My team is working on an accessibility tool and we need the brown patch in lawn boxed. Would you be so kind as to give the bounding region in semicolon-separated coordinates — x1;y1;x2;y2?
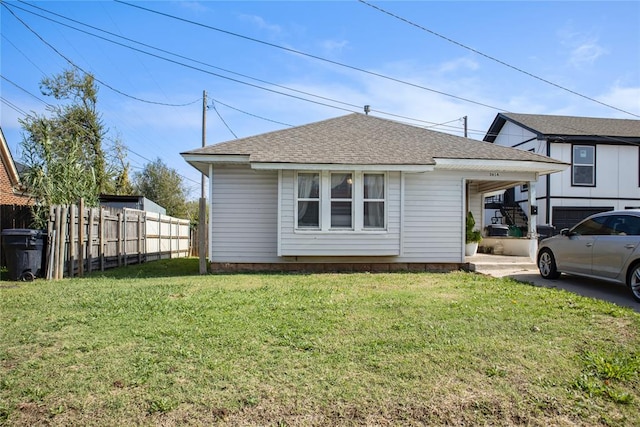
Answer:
15;401;50;424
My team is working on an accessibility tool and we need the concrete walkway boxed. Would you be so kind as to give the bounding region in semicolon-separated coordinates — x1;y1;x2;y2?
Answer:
466;253;536;277
467;253;640;313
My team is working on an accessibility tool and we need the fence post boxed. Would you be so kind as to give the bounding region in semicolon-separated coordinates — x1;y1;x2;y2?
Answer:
78;198;85;277
137;212;143;264
117;212;123;267
99;208;105;272
46;206;54;280
87;208;94;274
68;204;76;278
123;210;128;267
57;206;68;280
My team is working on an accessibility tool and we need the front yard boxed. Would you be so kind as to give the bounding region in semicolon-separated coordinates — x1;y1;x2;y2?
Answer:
1;258;639;426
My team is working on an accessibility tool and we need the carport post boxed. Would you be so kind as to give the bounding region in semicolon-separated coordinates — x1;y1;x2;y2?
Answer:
527;180;538;261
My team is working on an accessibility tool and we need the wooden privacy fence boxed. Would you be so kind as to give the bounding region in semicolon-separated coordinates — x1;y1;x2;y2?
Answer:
47;203;191;279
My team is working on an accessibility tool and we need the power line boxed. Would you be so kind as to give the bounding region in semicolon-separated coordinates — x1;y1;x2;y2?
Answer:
4;2;358;115
11;0;629;148
114;0;504;112
0;74;52;106
2;3;201;108
210;98;294;128
1;33;48;75
209;100;237;139
6;1;480;134
358;0;640;119
9;2;359;112
1;96;29;116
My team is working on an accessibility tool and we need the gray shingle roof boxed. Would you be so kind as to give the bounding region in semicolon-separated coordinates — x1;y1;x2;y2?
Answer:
183;113;565;166
496;113;640;139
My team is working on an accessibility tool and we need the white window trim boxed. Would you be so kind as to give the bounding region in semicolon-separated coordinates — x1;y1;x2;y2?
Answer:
329;172;354;230
294;170;387;233
363;172;387;230
295;172;321;230
572;145;595;187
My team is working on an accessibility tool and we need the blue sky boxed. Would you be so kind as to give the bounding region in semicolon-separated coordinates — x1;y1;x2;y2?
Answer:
2;1;639;198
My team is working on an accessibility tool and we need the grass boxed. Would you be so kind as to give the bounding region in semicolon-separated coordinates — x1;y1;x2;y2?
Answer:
1;258;639;426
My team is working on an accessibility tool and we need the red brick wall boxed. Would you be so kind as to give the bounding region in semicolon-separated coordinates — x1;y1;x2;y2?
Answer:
0;163;31;205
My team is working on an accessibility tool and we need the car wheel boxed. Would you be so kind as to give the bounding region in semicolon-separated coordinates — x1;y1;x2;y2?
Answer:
627;262;640;303
538;249;560;280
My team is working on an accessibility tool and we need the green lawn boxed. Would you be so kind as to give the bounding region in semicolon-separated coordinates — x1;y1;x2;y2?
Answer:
1;258;639;426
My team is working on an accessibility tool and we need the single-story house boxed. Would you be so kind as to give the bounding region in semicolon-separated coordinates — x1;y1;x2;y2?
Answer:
182;113;567;272
484;113;640;230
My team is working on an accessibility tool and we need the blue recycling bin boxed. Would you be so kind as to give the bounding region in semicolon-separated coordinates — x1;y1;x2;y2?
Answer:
1;229;45;281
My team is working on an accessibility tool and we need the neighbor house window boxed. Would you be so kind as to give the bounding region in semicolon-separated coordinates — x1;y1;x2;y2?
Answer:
330;173;353;228
364;173;385;228
572;145;595;186
297;173;320;228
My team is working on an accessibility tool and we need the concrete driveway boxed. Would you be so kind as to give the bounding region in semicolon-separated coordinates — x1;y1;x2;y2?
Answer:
468;254;640;313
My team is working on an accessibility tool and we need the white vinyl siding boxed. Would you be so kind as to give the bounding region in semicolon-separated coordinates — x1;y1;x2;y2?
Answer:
398;171;463;263
209;167;466;263
210;165;280;262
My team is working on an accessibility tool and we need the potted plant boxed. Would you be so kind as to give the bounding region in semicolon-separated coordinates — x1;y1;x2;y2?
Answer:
465;211;482;256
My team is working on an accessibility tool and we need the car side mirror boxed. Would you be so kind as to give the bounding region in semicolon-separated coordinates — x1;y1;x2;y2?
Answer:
560;228;570;236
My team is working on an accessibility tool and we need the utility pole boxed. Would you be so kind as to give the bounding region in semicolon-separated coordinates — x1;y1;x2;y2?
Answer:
199;90;207;274
463;116;468;138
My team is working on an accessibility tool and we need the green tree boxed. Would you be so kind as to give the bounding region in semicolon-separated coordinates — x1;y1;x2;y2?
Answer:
134;158;188;218
19;68;130;225
20;125;99;228
110;137;135;195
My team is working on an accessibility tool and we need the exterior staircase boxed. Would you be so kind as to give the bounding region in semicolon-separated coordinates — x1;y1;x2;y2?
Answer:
498;204;528;229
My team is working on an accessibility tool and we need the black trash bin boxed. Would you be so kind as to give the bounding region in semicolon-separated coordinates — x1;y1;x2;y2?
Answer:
486;224;510;237
1;229;46;281
537;224;557;241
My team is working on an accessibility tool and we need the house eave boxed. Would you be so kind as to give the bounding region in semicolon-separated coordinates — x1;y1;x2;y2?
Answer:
250;163;435;172
434;158;569;175
181;154;250;175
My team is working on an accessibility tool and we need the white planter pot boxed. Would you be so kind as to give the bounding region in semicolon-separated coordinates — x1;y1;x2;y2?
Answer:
465;242;479;256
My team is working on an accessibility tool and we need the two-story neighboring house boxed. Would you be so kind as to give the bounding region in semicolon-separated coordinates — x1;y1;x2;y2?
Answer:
483;113;640;231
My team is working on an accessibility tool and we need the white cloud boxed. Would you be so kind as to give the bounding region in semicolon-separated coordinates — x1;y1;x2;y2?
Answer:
598;84;640;117
557;24;607;68
437;57;480;74
240;14;282;36
319;39;349;56
569;42;607;67
176;2;209;14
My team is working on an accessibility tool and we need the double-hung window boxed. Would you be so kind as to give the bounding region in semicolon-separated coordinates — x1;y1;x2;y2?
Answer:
572;145;595;186
330;173;353;229
297;173;320;228
363;173;385;228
